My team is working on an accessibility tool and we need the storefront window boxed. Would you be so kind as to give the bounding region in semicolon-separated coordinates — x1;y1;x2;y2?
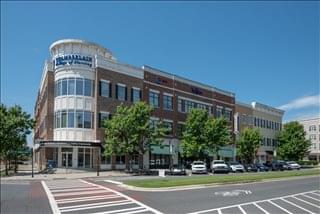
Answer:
116;155;125;164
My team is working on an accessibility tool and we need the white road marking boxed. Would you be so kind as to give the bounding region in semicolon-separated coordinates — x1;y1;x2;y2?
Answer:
290;196;320;208
57;195;122;204
253;202;270;214
53;189;110;197
104;180;123;185
267;200;292;214
188;190;318;214
237;205;247;214
51;187;100;193
41;181;60;214
60;201;134;213
90;206;146;214
309;192;320;198
280;198;314;214
59;199;130;210
311;191;320;196
302;194;320;202
122;209;149;214
80;179;163;214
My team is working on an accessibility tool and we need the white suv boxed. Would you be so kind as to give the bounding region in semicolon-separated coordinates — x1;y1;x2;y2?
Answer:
211;160;229;173
191;161;207;174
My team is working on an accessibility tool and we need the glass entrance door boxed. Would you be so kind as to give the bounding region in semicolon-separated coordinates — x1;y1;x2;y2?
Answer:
62;152;72;167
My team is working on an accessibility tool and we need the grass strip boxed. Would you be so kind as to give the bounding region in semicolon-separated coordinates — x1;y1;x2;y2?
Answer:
124;169;320;188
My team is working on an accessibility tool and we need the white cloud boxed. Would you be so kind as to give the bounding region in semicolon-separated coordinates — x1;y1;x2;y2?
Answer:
278;94;320;111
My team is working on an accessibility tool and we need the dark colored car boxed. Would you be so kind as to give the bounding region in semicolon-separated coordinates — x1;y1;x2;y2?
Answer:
244;164;258;172
265;160;286;171
255;163;269;172
168;165;187;175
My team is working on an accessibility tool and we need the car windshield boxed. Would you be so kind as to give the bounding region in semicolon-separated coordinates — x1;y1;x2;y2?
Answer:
213;161;225;164
287;161;296;164
229;162;239;165
193;161;204;165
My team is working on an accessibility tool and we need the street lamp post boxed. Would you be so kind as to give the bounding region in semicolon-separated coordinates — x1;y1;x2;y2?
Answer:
31;148;34;178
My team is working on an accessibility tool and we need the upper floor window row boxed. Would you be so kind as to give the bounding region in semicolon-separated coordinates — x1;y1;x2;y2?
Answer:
54;110;94;129
55;78;94;97
254;117;281;131
178;98;211;115
99;80;141;102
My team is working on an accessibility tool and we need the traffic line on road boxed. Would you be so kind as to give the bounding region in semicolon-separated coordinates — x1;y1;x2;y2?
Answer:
41;181;61;214
188;190;320;214
43;179;161;214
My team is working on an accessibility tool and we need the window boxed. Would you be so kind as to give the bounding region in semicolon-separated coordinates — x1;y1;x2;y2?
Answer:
163;95;173;110
309;125;316;132
61;110;67;128
177;123;185;137
76;110;83;128
56;111;61;128
68;110;74;128
150;119;159;130
101;154;111;165
149;91;159;108
100;80;111;97
76;78;84;95
261;138;266;146
267;138;271;146
216;107;223;118
178;99;185;112
68;78;75;95
99;112;109;128
224;109;232;121
84;111;92;128
61;79;68;96
84;79;93;96
163;121;173;135
310;134;317;140
131;88;141;103
116;155;125;164
57;80;62;96
116;84;127;101
254;117;257;126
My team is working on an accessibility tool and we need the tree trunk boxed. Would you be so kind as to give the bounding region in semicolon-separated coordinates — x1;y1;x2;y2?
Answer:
5;159;8;176
14;155;18;173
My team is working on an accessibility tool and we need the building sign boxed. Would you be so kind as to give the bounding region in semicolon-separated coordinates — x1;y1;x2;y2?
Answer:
191;87;203;95
54;54;93;68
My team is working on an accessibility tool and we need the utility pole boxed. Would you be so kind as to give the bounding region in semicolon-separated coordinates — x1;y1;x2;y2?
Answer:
97;153;100;176
31;148;34;178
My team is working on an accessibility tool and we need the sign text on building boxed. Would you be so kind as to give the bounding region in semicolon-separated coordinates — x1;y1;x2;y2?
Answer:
55;54;93;68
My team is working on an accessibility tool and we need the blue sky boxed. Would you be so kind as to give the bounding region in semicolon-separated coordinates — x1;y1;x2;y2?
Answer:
1;1;319;145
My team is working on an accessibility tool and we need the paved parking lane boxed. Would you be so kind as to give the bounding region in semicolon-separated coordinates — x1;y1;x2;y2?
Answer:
43;179;161;214
189;190;320;214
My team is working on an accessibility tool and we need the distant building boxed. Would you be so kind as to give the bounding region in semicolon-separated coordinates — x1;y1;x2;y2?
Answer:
234;102;284;163
297;117;320;161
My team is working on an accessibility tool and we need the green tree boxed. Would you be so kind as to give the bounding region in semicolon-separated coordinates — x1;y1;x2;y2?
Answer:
276;121;311;161
205;117;231;158
237;127;262;164
0;104;34;175
181;109;209;160
104;102;165;170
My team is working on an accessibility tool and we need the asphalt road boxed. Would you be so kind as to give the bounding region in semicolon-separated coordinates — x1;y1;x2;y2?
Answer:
92;176;320;214
1;180;52;214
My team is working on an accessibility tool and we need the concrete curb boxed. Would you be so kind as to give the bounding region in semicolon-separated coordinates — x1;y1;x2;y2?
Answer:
120;174;320;192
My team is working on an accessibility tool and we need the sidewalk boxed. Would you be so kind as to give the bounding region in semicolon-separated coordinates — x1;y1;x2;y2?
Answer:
0;169;132;181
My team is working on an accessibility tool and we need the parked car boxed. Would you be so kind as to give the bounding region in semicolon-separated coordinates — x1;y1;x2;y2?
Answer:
286;161;301;170
191;161;207;174
169;164;187;175
265;160;286;171
211;160;229;173
227;162;245;173
255;163;269;172
244;164;258;172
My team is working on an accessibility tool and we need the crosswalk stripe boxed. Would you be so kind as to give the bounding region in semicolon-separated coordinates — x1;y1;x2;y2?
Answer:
60;199;130;210
237;205;247;214
302;194;320;202
60;201;134;213
90;206;146;214
57;195;122;204
121;209;149;214
53;190;110;197
52;187;100;193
